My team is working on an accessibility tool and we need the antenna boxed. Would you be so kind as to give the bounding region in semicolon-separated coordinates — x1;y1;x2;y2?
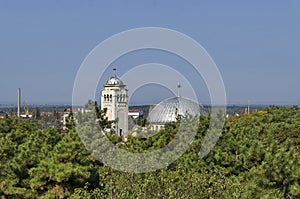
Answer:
177;82;181;97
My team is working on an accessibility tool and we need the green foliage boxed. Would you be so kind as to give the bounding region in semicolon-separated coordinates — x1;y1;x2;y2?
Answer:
138;117;149;127
0;106;299;198
32;107;41;120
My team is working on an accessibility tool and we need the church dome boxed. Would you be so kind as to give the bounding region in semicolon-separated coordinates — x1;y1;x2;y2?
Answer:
148;97;207;124
105;76;124;86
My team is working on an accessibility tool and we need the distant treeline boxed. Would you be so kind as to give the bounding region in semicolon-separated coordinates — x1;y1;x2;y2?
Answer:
0;104;267;116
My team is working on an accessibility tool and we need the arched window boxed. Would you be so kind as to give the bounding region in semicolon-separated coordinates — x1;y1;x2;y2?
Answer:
104;94;107;101
110;94;112;101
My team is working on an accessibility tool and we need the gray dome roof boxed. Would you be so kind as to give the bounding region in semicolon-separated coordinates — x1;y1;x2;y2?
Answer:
148;97;207;124
106;76;124;86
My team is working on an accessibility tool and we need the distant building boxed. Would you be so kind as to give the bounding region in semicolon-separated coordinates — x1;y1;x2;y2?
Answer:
20;108;32;118
0;111;7;119
62;108;72;129
101;73;128;137
128;110;143;119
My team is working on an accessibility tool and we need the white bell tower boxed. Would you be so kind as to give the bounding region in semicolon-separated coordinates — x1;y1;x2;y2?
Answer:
101;69;128;137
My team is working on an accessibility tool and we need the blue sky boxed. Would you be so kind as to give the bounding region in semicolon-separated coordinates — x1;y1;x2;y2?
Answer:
0;1;299;105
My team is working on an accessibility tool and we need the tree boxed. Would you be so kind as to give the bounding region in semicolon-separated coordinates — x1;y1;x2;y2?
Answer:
32;107;41;120
1;106;300;198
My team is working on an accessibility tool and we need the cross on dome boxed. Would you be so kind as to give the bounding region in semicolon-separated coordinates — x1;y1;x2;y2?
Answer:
177;82;181;97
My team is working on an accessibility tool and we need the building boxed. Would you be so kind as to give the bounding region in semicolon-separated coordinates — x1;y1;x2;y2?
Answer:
128;110;143;119
0;110;6;119
20;107;32;118
62;108;72;129
101;72;128;137
148;96;207;131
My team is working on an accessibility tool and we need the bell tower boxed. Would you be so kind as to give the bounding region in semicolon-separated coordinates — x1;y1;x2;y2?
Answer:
101;69;128;137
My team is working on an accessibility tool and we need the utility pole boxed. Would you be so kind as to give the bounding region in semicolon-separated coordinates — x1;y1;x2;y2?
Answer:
17;88;21;117
247;100;250;114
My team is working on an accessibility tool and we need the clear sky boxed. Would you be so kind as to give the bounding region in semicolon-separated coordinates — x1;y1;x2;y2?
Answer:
0;1;299;105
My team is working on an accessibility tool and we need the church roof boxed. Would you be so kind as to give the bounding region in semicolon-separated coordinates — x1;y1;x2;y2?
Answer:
105;76;124;86
148;96;207;124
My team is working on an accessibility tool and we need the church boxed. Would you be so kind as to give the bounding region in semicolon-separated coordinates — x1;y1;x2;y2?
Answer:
147;83;207;131
100;69;207;138
100;70;128;137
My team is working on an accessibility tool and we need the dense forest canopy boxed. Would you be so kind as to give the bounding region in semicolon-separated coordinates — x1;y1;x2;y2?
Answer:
0;105;300;198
